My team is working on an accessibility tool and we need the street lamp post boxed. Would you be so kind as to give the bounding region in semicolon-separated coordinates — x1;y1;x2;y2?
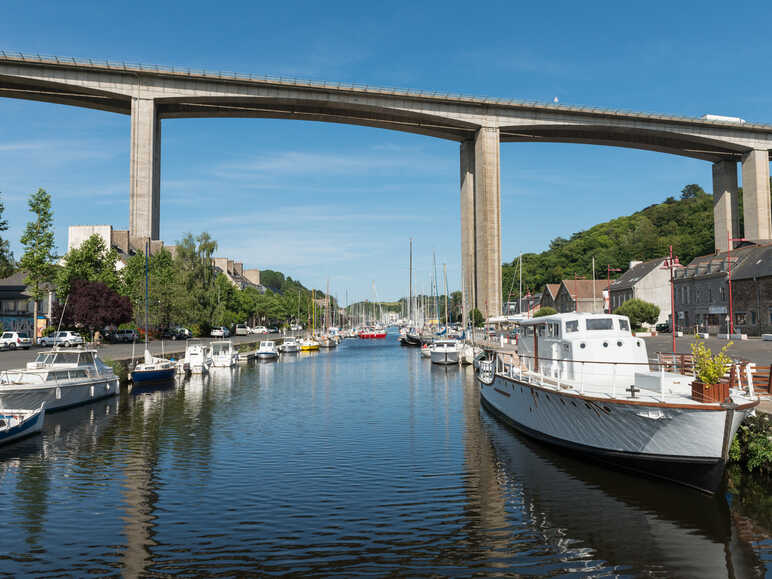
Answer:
661;245;682;354
606;265;621;313
727;234;748;337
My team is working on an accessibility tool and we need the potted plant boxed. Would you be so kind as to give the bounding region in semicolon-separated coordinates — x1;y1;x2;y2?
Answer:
690;340;732;403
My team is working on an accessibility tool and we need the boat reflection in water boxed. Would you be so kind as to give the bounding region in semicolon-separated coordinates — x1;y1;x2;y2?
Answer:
473;400;767;577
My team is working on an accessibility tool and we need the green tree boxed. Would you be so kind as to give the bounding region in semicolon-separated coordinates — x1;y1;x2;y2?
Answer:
469;308;484;327
614;298;660;329
56;234;120;299
534;306;557;317
123;248;182;331
0;192;14;278
18;188;57;344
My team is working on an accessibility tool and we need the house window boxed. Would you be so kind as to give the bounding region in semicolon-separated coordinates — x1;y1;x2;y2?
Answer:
735;312;747;325
751;311;757;325
707;288;712;303
719;287;726;301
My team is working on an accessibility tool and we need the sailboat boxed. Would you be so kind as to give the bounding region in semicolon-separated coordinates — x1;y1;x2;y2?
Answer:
131;241;176;384
300;290;320;351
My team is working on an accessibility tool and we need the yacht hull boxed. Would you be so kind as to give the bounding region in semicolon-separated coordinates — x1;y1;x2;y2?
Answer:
479;374;755;493
0;378;118;413
430;350;459;365
0;407;45;446
131;368;176;383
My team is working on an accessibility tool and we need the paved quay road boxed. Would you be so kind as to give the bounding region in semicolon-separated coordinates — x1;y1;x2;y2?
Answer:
641;334;772;364
0;332;289;371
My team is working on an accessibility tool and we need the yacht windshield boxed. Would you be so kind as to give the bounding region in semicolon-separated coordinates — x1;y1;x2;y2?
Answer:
586;318;614;331
618;319;630;332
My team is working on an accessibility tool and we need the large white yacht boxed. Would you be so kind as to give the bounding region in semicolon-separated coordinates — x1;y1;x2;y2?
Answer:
477;312;759;493
429;339;461;365
0;348;119;411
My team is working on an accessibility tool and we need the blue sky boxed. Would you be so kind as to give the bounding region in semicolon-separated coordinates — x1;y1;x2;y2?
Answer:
1;1;771;301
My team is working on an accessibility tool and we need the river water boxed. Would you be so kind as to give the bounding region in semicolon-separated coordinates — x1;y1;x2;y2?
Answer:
0;335;769;577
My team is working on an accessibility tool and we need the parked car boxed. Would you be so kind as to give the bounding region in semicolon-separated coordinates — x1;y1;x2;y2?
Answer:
289;324;303;331
106;329;138;343
251;326;268;335
210;326;230;338
655;322;671;333
163;326;192;340
38;331;84;348
0;331;32;350
234;324;249;336
267;327;278;333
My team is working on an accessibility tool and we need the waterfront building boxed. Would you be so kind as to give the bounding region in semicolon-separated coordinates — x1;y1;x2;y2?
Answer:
539;284;560;311
211;258;263;291
671;242;772;335
0;271;55;337
554;280;608;314
608;258;671;325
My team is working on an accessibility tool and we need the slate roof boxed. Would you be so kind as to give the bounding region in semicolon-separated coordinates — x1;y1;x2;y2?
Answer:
609;258;666;291
727;243;772;280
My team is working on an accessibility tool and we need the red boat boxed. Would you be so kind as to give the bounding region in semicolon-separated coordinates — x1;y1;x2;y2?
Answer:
357;327;387;339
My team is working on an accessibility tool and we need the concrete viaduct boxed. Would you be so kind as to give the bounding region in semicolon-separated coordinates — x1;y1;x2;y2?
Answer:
1;53;771;322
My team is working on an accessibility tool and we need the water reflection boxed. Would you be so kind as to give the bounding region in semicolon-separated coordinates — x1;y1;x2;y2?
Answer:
474;375;769;577
0;338;765;576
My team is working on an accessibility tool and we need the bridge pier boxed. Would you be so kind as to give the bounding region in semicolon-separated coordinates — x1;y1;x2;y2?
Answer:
129;98;161;240
741;149;771;243
460;127;502;325
712;160;739;252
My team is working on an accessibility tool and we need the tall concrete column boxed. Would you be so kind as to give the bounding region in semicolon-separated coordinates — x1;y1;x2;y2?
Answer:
129;98;161;240
712;160;739;252
460;140;475;328
473;127;502;320
741;149;771;242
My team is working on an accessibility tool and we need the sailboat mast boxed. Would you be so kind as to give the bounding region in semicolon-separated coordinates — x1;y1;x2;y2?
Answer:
409;238;413;324
144;240;149;346
443;263;449;329
519;252;522;315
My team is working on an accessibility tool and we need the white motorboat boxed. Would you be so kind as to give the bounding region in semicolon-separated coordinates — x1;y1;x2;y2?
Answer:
256;341;279;360
420;343;432;358
429;339;461;365
210;340;237;368
0;402;45;446
278;337;300;353
0;349;119;411
477;312;759;493
184;339;211;374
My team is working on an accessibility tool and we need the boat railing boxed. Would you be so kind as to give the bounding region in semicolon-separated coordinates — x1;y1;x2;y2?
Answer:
493;353;759;400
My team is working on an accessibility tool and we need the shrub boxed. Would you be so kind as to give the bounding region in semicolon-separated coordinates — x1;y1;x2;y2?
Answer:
534;307;557;318
614;299;659;329
729;413;771;475
690;339;732;384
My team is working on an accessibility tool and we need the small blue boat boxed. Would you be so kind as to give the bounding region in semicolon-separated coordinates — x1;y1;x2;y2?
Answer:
0;403;45;446
131;350;176;384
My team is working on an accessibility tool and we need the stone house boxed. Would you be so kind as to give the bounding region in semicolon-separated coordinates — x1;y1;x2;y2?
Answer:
554;280;608;314
671;243;767;334
724;244;772;335
608;258;671;325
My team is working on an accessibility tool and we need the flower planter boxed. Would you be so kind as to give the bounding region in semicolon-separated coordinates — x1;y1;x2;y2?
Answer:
691;380;729;403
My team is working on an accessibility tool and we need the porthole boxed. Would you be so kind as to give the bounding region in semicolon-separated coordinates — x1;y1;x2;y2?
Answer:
580;343;586;349
636;341;641;347
603;341;608;348
617;341;623;347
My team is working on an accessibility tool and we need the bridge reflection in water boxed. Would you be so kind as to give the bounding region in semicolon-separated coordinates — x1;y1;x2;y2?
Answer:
0;340;766;576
